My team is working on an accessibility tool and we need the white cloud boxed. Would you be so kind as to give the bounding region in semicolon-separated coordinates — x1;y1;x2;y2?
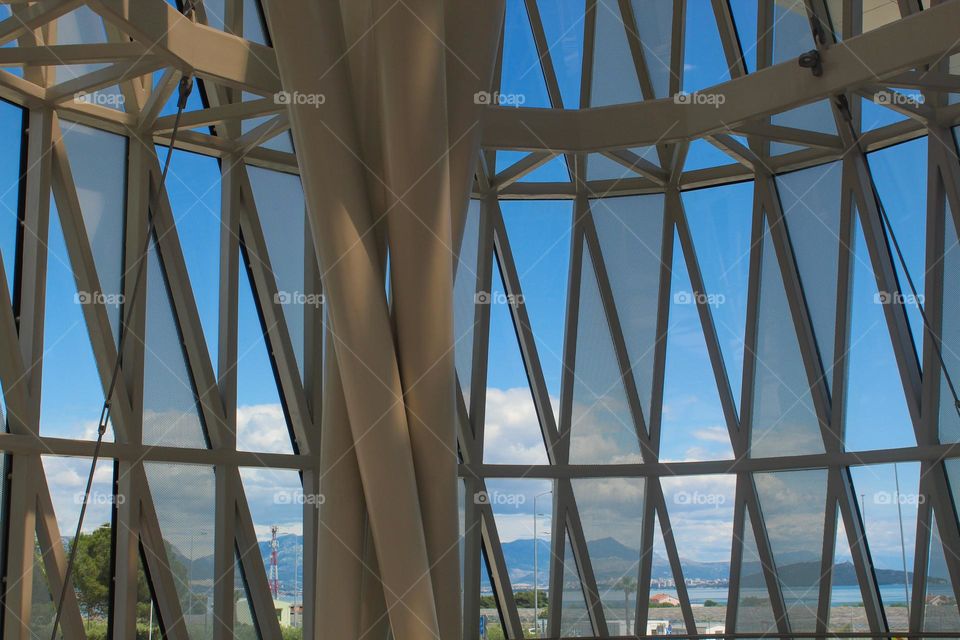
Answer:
482;388;550;465
237;404;293;453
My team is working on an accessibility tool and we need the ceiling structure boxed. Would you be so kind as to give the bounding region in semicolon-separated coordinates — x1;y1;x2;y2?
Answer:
0;1;956;640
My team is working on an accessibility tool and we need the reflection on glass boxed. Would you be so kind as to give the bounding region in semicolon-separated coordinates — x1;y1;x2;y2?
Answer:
591;0;642;106
572;478;645;632
592;194;665;423
144;463;216;639
750;223;824;457
755;469;828;631
569;240;643;464
777;162;842;382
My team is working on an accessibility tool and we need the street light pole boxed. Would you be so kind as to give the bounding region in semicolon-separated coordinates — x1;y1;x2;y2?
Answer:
533;489;552;638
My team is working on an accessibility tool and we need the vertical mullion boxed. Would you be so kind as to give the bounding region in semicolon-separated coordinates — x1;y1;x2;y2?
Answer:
213;154;240;640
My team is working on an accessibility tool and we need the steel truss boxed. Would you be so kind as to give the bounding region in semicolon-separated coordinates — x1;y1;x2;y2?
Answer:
0;0;955;639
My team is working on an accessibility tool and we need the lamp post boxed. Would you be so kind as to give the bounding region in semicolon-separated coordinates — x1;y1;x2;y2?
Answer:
533;489;552;638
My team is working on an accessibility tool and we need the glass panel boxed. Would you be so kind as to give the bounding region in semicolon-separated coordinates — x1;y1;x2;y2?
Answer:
685;139;737;171
629;0;674;98
924;513;960;632
770;101;837;156
521;156;570;183
591;0;642;106
728;0;758;73
237;261;293;454
144;462;216;638
43;455;114;632
61;121;127;340
242;0;267;44
454;200;481;408
536;0;585;108
661;475;736;632
850;462;920;630
939;202;960;443
660;230;733;461
844;213;916;451
40;206;113;441
572;478;645;633
238;466;304;632
867;137;928;354
0;99;22;295
754;469;829;631
592;194;665;422
137;552;162;638
683;0;730;92
202;0;226;30
483;478;553;603
234;550;259;639
750;221;824;457
682;182;753;412
501;199;573;399
569;239;644;464
54;8;126;110
829;508;868;633
862;96;909;132
482;259;548;465
776;162;842;383
737;511;777;633
862;0;901;32
500;0;551;108
560;530;593;637
143;238;209;448
246;166;310;381
165;148;221;366
587;153;632;181
31;532;62;639
648;514;686;635
772;0;815;65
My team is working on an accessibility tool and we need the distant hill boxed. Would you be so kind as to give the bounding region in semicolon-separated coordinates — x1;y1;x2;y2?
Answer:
154;534;918;595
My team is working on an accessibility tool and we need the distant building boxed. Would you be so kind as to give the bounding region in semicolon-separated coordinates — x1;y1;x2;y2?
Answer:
236;598;300;628
651;593;681;606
